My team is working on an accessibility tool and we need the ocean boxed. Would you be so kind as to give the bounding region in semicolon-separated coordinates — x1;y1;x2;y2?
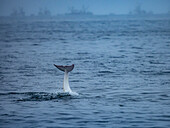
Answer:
0;18;170;128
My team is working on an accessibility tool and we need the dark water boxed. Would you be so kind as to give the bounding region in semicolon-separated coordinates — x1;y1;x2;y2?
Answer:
0;19;170;128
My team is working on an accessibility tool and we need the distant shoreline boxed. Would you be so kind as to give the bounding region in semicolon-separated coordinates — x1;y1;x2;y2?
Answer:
0;14;170;21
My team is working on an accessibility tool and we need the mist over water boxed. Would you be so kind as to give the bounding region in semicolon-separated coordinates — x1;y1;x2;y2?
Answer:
0;0;170;16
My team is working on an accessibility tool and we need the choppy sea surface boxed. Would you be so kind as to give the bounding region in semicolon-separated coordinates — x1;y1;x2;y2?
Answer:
0;18;170;128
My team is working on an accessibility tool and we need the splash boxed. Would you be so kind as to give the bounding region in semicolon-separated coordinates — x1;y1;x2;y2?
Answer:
0;91;79;101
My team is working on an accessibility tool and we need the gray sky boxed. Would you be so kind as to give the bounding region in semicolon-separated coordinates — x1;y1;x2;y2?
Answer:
0;0;170;16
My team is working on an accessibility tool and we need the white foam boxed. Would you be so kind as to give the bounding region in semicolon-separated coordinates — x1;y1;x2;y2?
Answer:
69;91;79;96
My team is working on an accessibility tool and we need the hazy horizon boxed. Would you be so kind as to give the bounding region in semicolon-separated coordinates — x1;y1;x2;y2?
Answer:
0;0;170;16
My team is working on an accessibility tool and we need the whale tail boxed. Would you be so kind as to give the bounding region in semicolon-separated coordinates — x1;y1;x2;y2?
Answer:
54;64;74;72
54;64;75;93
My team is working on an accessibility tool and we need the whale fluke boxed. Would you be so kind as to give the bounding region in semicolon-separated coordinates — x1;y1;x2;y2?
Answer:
54;64;78;95
54;64;75;93
54;64;74;72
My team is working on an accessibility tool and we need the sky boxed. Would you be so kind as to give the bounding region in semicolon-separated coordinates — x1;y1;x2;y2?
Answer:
0;0;170;16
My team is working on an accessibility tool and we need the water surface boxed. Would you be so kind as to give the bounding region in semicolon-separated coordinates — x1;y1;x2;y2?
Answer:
0;19;170;128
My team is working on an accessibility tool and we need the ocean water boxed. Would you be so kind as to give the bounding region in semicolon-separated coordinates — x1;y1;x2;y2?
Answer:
0;18;170;128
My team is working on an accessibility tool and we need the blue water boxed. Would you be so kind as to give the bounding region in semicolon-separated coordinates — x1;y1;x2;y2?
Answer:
0;19;170;128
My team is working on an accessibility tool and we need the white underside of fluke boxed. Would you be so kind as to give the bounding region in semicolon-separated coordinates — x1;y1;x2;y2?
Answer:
63;70;78;95
63;70;72;93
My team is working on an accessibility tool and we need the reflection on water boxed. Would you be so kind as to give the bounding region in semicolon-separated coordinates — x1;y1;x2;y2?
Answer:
0;19;170;127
